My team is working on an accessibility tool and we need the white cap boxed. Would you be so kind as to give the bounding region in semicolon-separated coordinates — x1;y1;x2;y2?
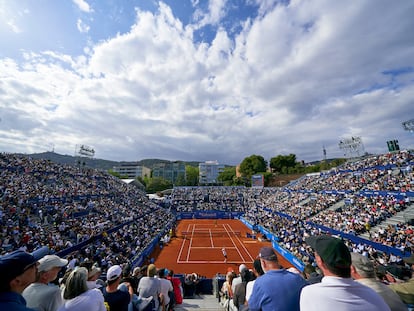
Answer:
107;265;122;281
38;255;68;272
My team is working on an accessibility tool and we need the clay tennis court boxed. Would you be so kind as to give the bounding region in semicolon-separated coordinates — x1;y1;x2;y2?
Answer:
154;219;291;277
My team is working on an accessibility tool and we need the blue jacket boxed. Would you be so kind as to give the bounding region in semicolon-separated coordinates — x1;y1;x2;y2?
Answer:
0;291;36;311
248;269;308;311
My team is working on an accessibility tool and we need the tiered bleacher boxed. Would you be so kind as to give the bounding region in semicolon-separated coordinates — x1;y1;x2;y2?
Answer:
1;151;413;310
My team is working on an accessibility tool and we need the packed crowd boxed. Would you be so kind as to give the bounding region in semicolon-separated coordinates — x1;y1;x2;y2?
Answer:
0;249;186;311
1;150;414;310
170;151;414;261
217;240;414;311
0;153;176;266
170;186;247;212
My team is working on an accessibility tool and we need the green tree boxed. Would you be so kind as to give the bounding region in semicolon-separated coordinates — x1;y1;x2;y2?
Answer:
270;154;297;173
239;155;267;179
107;169;128;179
263;172;273;186
174;173;186;186
136;176;146;187
218;166;236;186
146;177;173;194
185;165;199;186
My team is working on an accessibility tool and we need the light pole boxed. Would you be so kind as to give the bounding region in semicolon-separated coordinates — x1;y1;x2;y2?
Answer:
402;119;414;132
338;136;365;159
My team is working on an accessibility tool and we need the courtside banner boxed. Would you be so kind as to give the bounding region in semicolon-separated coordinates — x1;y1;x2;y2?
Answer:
272;241;305;272
176;211;243;219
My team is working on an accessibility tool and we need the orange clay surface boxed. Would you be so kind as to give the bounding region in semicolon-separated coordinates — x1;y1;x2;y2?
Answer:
153;219;291;277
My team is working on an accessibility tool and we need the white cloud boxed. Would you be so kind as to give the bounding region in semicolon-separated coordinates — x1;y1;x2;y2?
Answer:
5;19;21;33
1;0;414;164
77;18;90;33
192;0;228;28
72;0;92;13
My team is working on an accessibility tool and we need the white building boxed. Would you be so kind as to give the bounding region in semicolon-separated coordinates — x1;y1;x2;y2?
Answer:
199;161;225;185
112;162;150;179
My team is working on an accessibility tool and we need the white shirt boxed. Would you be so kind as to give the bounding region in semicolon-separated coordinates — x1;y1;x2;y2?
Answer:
158;278;173;305
300;276;391;311
245;279;255;302
58;289;106;311
23;282;63;311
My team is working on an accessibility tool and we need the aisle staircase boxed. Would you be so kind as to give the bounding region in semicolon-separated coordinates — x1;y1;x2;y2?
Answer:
359;203;414;240
175;295;222;311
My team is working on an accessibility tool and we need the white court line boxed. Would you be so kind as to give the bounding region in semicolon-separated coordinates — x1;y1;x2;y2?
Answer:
210;229;214;248
177;223;192;263
190;246;237;249
186;223;195;262
223;224;247;262
177;260;248;264
225;223;255;262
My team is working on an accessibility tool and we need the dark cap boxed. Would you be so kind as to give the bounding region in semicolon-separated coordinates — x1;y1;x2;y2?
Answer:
258;247;278;261
306;235;351;269
0;250;37;286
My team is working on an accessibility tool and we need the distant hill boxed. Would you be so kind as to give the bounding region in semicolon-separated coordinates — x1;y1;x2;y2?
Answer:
20;152;201;171
21;152;119;171
135;159;200;168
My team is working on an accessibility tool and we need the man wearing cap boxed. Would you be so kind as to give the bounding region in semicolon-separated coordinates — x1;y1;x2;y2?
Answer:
102;265;132;311
22;254;68;311
300;234;391;311
351;252;408;311
102;265;134;311
389;253;414;305
248;247;307;311
0;250;38;311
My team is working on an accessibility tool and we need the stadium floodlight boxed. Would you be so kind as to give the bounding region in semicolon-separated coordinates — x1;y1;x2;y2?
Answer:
80;145;95;157
402;119;414;132
74;144;95;168
75;144;95;158
338;136;365;158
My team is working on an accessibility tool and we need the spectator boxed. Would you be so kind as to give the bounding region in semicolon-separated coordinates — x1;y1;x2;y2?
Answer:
23;254;68;311
183;273;198;298
389;254;414;305
117;280;153;311
58;267;106;311
245;258;264;303
248;247;307;311
156;268;173;311
219;271;235;310
137;264;161;311
300;235;391;311
87;265;103;289
102;265;131;311
350;252;407;311
232;264;247;293
0;250;38;311
129;267;143;295
302;263;322;284
121;264;139;295
166;270;183;307
233;268;253;311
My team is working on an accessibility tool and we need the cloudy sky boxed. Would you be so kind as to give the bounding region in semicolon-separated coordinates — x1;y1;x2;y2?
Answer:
1;0;413;165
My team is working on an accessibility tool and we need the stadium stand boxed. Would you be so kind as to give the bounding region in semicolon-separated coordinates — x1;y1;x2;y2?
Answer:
1;150;413;310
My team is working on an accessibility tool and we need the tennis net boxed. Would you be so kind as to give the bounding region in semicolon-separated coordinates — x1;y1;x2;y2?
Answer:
181;230;241;237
